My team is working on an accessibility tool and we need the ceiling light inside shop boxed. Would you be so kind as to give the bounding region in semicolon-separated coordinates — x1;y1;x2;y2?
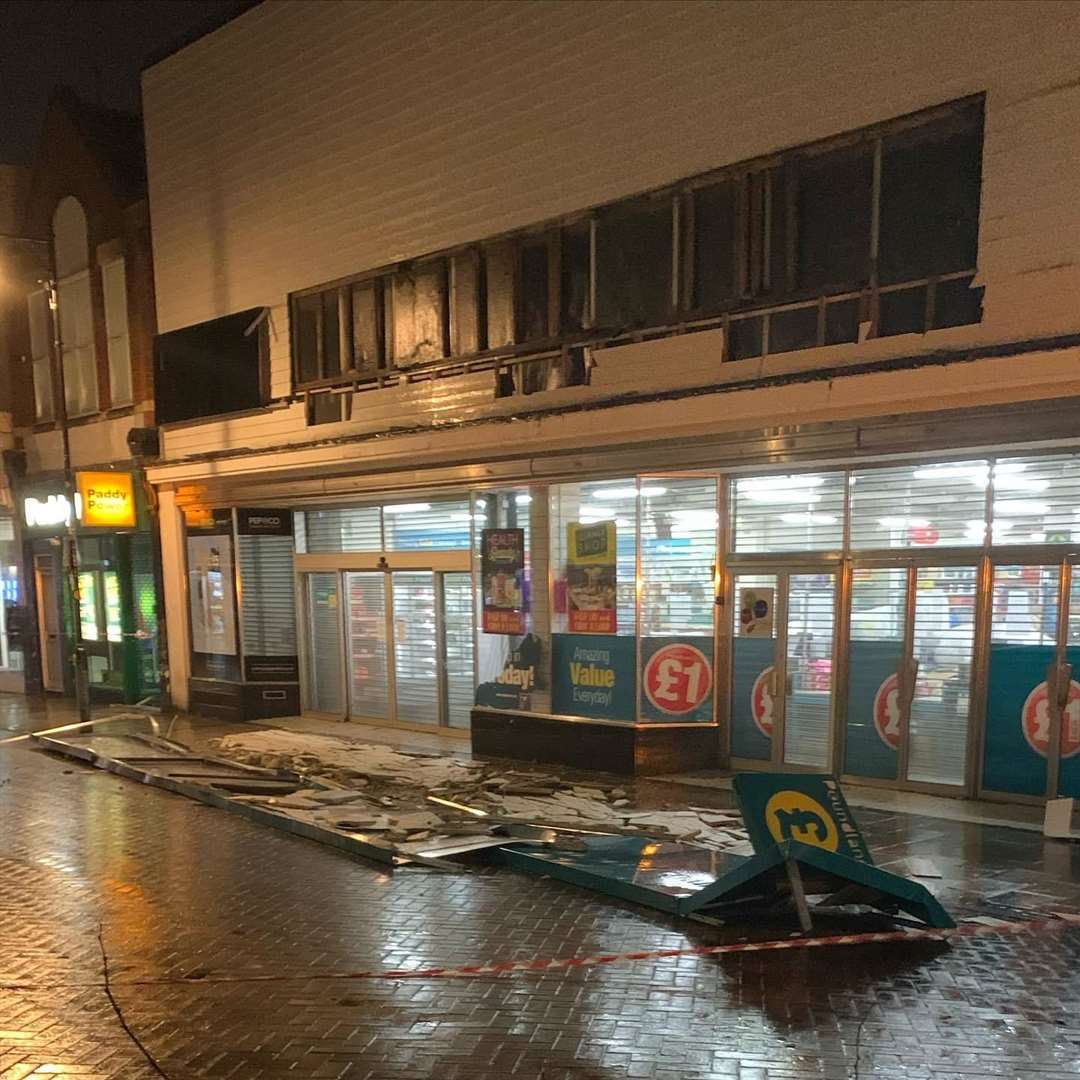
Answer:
744;490;822;505
993;500;1050;516
671;509;719;526
383;502;432;514
515;494;532;504
591;486;666;499
964;520;989;542
877;516;931;529
739;475;825;492
912;463;989;482
779;512;837;525
992;475;1048;492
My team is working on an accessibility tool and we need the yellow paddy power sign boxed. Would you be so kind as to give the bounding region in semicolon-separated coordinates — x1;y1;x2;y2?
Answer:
76;471;136;528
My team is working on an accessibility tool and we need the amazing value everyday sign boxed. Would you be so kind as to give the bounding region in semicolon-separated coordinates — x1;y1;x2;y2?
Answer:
551;633;635;720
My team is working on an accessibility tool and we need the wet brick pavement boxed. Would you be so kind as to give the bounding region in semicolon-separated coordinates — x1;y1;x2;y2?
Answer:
2;699;1080;1078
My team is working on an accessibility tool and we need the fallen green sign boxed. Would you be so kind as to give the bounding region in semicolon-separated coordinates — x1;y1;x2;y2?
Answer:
495;772;955;930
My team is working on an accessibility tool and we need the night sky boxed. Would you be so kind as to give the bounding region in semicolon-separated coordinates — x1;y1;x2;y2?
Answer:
0;0;253;164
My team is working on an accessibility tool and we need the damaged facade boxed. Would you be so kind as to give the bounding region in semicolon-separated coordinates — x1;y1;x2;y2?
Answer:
139;1;1080;801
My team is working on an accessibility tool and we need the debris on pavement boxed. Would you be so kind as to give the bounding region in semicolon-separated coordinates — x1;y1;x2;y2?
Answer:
211;729;755;863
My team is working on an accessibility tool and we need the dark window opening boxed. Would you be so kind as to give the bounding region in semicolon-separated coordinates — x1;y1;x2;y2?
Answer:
796;145;873;292
693;179;737;310
294;293;320;384
484;240;516;349
727;316;762;361
450;251;482;356
878;102;983;285
351;279;384;375
560;222;590;333
932;275;983;329
824;297;860;345
769;306;818;354
878;285;927;337
518;237;551;343
155;307;267;424
595;198;672;329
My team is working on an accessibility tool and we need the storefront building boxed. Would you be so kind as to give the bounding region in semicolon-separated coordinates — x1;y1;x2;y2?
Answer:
141;3;1080;800
2;90;162;703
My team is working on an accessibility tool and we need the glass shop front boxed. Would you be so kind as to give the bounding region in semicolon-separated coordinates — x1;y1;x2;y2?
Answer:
241;449;1080;800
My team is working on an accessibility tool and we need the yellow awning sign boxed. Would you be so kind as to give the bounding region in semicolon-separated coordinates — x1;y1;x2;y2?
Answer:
76;471;137;528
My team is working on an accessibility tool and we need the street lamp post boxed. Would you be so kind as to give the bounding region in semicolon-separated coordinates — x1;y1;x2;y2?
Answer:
1;230;92;721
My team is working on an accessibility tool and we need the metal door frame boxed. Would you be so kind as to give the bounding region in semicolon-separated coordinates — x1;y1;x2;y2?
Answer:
34;552;64;693
299;570;347;718
726;557;842;774
839;553;983;796
976;553;1080;802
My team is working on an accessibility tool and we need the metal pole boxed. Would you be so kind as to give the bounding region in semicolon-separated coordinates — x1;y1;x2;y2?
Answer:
43;233;91;722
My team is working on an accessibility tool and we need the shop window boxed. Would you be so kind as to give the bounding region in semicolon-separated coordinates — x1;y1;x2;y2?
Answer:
594;198;672;330
483;240;516;350
878;101;983;286
990;455;1080;546
101;258;132;407
692;179;738;310
388;260;448;365
300;506;382;552
351;278;385;374
550;478;638;635
732;471;845;553
849;461;988;549
27;289;54;421
640;478;717;638
383;498;471;551
796;144;873;293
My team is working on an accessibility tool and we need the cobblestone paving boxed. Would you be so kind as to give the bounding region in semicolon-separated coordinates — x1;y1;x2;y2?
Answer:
1;701;1080;1078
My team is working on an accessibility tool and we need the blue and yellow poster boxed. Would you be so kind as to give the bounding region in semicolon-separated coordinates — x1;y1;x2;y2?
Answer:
552;633;635;720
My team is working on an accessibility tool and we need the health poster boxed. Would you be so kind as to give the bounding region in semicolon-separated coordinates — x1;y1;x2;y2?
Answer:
481;528;526;634
566;521;617;634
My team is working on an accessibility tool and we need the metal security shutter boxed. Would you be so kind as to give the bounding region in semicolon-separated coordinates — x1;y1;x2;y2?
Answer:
991;454;1080;545
306;574;344;714
850;461;988;549
346;571;390;720
732;472;845;553
238;535;297;655
443;572;475;728
302;507;382;552
383;500;471;550
640;478;717;637
392;572;439;724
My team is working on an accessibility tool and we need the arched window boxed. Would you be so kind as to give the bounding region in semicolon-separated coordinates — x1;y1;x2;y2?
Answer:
51;196;97;415
52;196;89;278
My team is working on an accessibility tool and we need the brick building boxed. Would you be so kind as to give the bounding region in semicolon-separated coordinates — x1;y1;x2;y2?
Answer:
2;89;161;702
141;1;1080;801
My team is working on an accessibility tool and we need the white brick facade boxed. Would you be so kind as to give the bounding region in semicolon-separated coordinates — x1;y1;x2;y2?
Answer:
142;0;1080;481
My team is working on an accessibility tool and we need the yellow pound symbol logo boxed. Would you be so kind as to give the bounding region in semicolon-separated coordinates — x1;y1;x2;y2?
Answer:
764;791;840;851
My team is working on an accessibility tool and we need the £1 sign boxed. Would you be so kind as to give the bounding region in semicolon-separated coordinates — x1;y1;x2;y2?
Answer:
1022;680;1080;759
643;643;712;716
873;672;902;751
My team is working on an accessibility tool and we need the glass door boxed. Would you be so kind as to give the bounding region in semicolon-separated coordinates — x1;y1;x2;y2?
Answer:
983;562;1080;799
391;571;439;725
305;572;345;715
729;570;837;769
844;562;977;789
345;571;390;720
442;572;475;728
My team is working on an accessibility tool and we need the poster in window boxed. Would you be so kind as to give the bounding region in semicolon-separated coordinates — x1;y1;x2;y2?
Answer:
567;520;617;634
481;528;526;635
187;533;237;655
738;587;774;637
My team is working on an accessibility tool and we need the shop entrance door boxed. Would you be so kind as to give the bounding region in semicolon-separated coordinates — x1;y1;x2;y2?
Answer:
303;566;474;729
844;563;978;789
730;570;838;770
34;554;63;692
982;561;1080;799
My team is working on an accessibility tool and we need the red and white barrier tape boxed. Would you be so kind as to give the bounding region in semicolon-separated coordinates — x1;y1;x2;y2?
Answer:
3;914;1077;992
